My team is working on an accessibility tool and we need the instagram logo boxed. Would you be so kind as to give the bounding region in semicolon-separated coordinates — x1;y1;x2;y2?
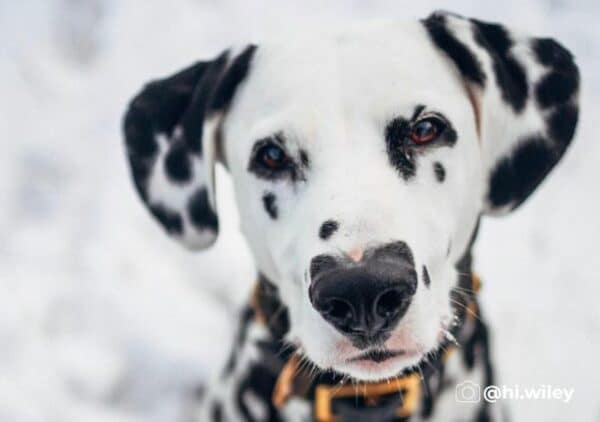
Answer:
455;381;481;403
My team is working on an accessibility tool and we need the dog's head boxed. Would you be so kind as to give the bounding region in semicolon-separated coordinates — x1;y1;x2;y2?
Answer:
123;12;579;380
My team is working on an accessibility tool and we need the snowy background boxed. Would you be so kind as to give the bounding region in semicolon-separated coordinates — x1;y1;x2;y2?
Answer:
1;0;599;421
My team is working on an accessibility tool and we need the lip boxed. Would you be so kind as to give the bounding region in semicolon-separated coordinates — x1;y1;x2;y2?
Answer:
348;349;412;363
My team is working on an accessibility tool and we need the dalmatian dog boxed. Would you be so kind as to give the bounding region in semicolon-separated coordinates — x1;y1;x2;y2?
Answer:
122;11;579;422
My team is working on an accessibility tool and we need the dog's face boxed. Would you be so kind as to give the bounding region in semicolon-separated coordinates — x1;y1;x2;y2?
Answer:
123;12;579;380
225;25;484;379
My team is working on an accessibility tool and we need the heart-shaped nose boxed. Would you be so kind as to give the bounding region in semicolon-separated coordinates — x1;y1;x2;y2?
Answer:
309;259;417;348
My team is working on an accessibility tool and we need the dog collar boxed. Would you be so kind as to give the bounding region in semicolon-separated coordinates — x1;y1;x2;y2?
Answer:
252;273;481;421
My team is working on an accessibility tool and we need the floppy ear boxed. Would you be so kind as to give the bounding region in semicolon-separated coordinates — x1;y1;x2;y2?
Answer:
123;46;256;249
423;11;579;214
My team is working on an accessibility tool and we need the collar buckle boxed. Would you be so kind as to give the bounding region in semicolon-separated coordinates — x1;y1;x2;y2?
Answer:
314;373;421;421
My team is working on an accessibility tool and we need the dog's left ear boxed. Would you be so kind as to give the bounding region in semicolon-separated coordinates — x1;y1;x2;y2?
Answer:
123;46;256;249
424;11;580;214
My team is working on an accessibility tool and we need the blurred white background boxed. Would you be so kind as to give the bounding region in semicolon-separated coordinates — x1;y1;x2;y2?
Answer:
0;1;599;421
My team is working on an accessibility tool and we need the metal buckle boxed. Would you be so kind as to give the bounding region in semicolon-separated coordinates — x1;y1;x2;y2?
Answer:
314;373;421;421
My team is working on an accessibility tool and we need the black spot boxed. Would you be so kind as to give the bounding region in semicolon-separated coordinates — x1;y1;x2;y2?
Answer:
547;103;578;146
488;136;557;209
180;52;230;154
532;38;576;70
235;364;279;422
188;188;218;230
123;61;210;200
256;274;290;339
262;192;278;219
442;125;458;146
471;19;528;113
423;12;486;87
164;141;192;183
411;104;426;120
434;162;446;182
180;46;256;155
532;38;580;135
149;204;183;235
309;254;338;280
210;45;257;112
463;316;492;375
223;306;255;375
481;35;578;211
123;48;257;237
299;149;310;168
535;71;578;109
319;220;339;240
455;217;479;280
422;266;431;287
123;107;159;159
127;61;210;138
385;117;415;180
211;401;223;422
125;60;211;161
127;155;154;200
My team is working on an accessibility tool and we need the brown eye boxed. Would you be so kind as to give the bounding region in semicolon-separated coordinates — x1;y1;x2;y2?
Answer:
258;143;289;170
410;118;444;144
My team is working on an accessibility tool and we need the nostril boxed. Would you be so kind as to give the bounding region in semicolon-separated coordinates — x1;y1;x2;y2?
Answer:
322;298;354;323
374;288;406;320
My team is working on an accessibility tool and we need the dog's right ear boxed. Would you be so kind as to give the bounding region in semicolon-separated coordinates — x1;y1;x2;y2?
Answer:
123;46;256;250
423;12;579;214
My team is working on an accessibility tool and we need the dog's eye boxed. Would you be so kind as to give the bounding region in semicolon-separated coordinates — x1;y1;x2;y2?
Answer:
256;143;290;171
410;117;446;144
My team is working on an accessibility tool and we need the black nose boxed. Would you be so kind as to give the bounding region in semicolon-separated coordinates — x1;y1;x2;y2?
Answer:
309;252;417;348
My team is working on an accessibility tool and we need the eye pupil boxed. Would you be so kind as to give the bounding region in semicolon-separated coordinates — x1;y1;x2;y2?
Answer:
267;146;282;161
260;144;288;170
410;119;439;144
417;121;433;135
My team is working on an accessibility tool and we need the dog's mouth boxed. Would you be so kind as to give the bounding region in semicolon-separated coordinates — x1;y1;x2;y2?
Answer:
347;348;416;363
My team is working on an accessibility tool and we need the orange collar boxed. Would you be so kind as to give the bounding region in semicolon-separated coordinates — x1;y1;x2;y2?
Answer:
253;273;481;421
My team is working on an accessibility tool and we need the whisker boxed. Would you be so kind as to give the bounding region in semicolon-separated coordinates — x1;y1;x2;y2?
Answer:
449;299;481;322
451;287;476;296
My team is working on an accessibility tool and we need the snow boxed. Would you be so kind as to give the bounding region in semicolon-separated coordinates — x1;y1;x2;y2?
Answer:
1;1;599;421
